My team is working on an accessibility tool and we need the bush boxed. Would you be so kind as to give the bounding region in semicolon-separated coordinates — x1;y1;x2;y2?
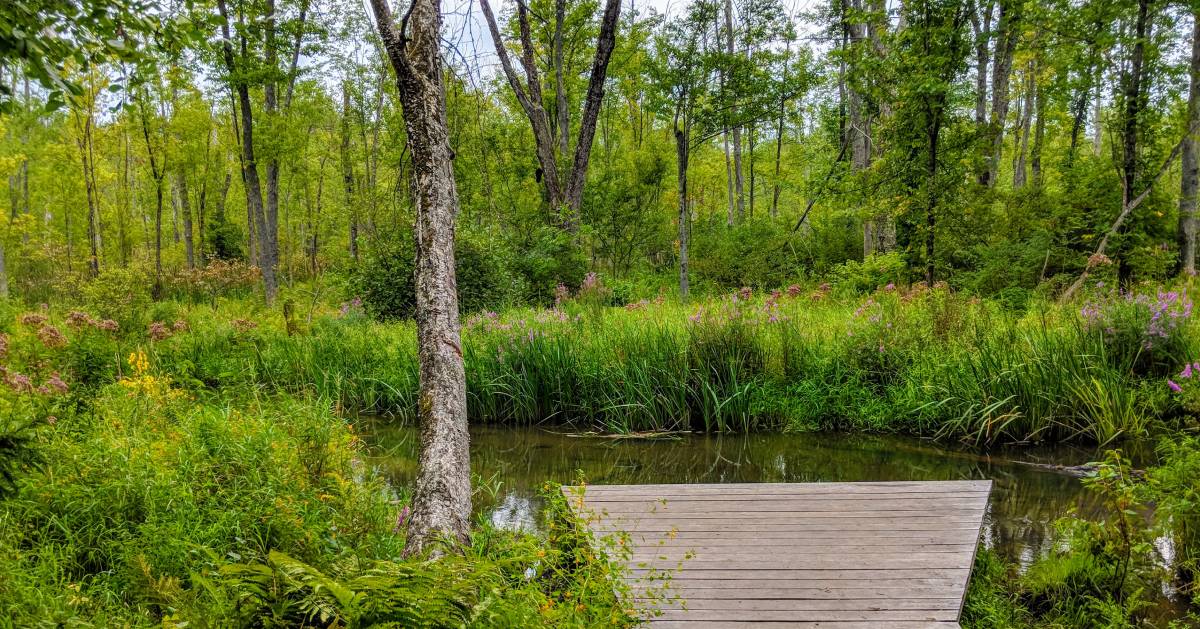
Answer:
349;231;520;320
830;251;907;293
78;267;153;335
507;226;587;306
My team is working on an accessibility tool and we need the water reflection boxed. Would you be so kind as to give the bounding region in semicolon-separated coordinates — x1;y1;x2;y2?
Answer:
365;424;1111;566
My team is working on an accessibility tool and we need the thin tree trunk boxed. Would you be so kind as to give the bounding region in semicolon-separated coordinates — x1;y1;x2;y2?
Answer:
1013;61;1034;189
772;41;790;218
1179;12;1200;275
369;0;471;556
554;0;569;159
218;0;272;302
177;172;195;268
725;0;744;220
341;81;358;263
1122;0;1150;208
675;119;690;301
1031;66;1046;185
981;0;1020;187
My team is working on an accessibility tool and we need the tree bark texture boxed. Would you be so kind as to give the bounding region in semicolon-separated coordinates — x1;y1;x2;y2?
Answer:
1179;13;1200;275
369;0;471;556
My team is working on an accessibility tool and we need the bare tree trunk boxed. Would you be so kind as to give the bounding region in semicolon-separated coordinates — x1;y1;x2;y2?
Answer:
725;0;744;220
341;81;358;263
1122;0;1150;208
970;0;994;131
177;172;195;269
1013;61;1034;189
675;120;690;301
772;41;790;218
723;130;735;225
75;107;101;277
218;0;271;301
1031;68;1045;185
561;0;622;221
554;0;569;159
370;0;471;555
1092;65;1103;156
1180;13;1200;275
0;242;7;299
137;95;167;296
480;0;564;214
981;0;1020;187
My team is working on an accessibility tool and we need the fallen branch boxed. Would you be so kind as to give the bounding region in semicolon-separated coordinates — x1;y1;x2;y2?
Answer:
1060;124;1195;302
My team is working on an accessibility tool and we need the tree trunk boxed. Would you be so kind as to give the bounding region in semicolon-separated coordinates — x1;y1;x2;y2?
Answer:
1179;12;1200;275
370;0;471;556
675;121;690;301
724;130;735;225
218;0;272;302
1031;66;1046;185
480;0;564;215
177;172;195;269
772;42;790;218
981;0;1020;186
970;0;994;131
0;241;7;299
342;81;358;263
724;0;744;220
562;0;622;222
1013;61;1034;189
554;0;569;159
1122;0;1150;208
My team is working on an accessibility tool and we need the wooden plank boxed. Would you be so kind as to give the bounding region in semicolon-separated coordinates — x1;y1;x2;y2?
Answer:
628;543;978;556
628;558;973;570
646;609;960;621
566;481;989;628
638;598;963;611
628;568;971;581
647;621;961;628
576;481;990;492
631;586;966;599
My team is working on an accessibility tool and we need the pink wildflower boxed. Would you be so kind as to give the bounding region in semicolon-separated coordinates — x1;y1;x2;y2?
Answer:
1169;380;1183;393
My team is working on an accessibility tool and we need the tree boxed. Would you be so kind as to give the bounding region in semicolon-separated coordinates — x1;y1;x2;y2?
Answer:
214;0;312;305
368;0;471;555
651;0;717;300
479;0;621;232
1180;11;1200;275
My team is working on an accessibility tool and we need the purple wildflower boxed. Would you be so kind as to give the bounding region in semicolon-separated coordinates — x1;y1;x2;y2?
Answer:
1169;380;1183;393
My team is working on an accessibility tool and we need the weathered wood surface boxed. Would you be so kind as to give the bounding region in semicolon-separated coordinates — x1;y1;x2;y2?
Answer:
565;480;991;628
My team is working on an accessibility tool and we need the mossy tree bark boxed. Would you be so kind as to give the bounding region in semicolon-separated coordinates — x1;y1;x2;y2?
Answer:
369;0;471;555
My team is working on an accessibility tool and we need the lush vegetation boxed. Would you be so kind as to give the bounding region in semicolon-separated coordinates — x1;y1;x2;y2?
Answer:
5;0;1200;622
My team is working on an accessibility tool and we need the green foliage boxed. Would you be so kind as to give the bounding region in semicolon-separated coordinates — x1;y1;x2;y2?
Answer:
829;252;907;293
349;231;520;320
78;267;153;335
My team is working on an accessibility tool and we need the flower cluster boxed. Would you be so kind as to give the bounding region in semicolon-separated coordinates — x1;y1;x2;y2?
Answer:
119;349;182;401
1169;361;1200;393
339;296;364;317
0;367;68;396
18;312;47;327
35;324;67;349
147;320;187;341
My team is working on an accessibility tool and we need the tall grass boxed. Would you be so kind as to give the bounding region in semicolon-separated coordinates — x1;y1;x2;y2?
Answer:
142;284;1195;444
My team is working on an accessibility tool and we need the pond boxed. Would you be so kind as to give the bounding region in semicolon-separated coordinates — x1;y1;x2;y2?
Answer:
364;424;1185;620
366;425;1120;563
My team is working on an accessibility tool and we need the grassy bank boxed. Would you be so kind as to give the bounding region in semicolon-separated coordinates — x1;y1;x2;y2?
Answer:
0;380;637;627
121;282;1197;445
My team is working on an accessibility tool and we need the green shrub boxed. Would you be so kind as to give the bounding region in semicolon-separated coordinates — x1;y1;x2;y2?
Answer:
79;267;153;335
830;251;907;293
350;231;520;320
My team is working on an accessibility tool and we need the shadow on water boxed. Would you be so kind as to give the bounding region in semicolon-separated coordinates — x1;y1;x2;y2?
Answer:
365;423;1122;568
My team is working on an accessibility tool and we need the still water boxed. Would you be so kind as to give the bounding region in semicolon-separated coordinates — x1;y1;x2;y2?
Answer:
365;425;1118;567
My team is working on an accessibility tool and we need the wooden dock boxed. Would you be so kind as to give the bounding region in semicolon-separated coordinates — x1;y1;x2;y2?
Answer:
565;480;992;628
